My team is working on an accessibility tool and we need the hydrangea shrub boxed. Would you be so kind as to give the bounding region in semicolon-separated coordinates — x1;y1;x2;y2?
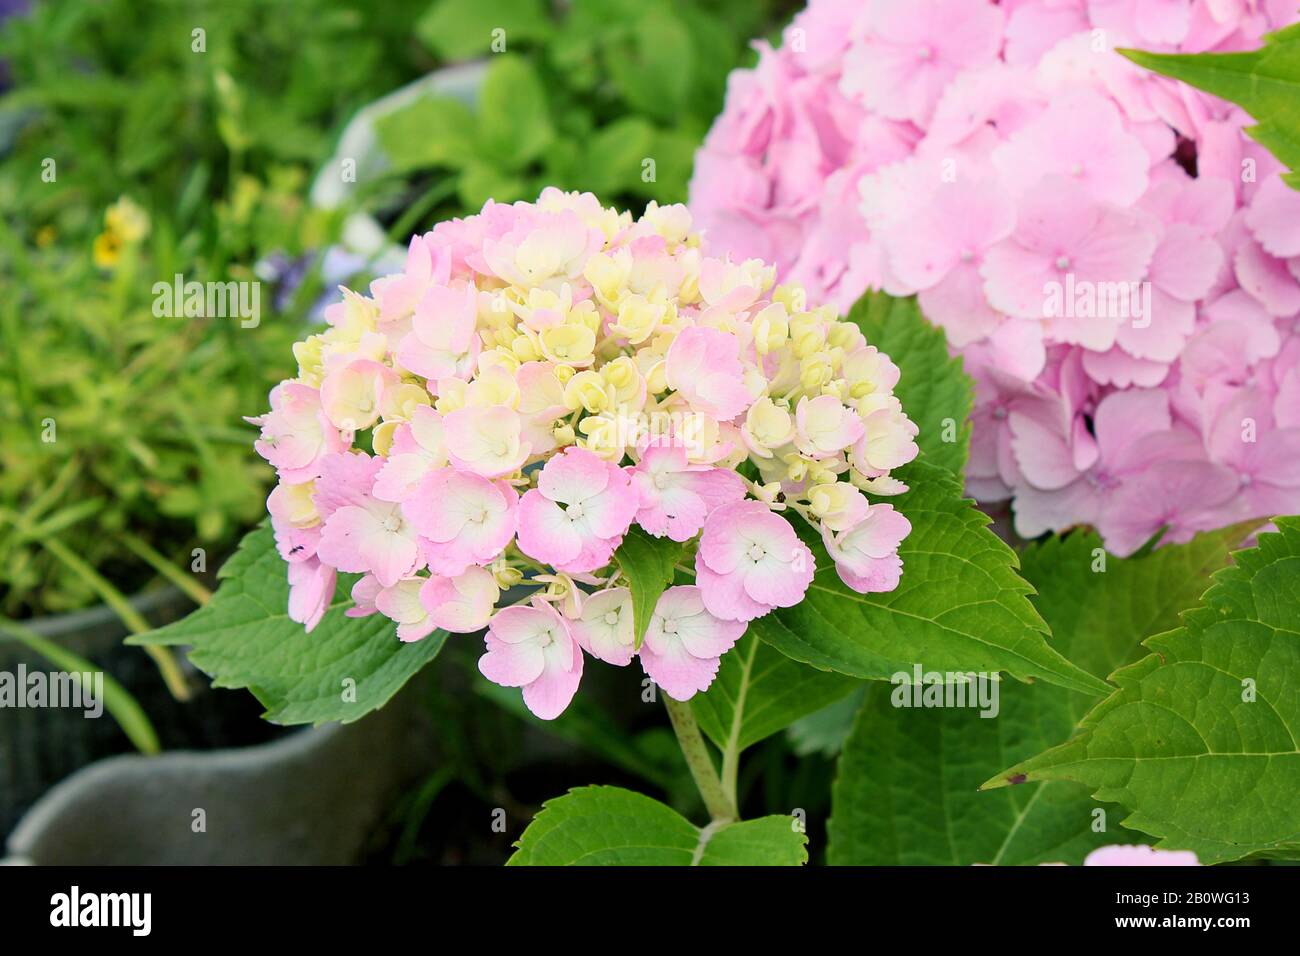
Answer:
132;12;1300;867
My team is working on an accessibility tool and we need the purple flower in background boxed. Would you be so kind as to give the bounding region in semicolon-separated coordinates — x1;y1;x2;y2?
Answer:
0;0;32;92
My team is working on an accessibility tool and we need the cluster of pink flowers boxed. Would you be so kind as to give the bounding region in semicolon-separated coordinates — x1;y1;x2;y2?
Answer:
251;190;919;718
691;0;1300;554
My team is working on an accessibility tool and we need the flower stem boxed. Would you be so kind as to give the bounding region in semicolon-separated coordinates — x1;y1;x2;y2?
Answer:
663;695;737;824
42;538;193;701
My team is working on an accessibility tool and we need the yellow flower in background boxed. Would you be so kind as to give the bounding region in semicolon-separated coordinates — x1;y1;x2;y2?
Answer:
93;196;151;269
92;230;124;269
105;197;150;242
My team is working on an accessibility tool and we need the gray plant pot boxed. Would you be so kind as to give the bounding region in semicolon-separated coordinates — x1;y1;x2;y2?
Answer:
0;587;277;839
5;682;434;865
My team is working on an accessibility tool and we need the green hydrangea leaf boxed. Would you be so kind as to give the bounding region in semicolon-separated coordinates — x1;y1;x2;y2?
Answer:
506;785;807;865
374;94;477;174
132;525;446;725
982;517;1300;865
828;524;1252;865
751;460;1112;698
475;55;553;170
692;633;859;755
613;525;684;650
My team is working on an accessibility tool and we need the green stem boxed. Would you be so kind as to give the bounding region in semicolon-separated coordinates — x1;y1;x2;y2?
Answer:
386;177;459;243
121;533;212;606
719;639;759;814
663;695;736;824
42;538;193;701
0;619;161;755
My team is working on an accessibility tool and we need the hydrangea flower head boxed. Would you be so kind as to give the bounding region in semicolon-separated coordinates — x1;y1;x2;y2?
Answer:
692;0;1300;554
254;190;922;719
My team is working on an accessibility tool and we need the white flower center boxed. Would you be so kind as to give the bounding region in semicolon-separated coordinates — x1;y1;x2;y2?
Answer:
537;629;554;649
661;618;678;635
603;611;620;626
567;501;585;521
747;542;767;562
1055;255;1071;271
382;512;404;534
653;472;669;489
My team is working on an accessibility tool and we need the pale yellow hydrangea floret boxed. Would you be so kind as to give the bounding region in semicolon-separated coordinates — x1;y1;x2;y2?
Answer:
800;352;836;390
611;292;672;345
371;419;400;457
277;480;319;527
564;370;610;414
381;382;432;422
641;201;694;246
540;324;597;367
743;397;795;458
577;414;626;462
601;356;644;409
466;363;520;408
584;249;633;310
752;303;790;355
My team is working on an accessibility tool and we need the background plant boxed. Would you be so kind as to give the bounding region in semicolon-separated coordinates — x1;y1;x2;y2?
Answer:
359;0;791;231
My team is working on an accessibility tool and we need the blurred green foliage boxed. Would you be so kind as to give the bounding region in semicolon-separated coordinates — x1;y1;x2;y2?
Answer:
371;0;789;221
0;0;434;616
0;222;303;617
0;0;430;249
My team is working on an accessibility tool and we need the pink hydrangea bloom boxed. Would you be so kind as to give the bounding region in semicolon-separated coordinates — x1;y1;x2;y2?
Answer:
420;567;499;634
566;586;636;666
320;359;399;433
665;326;754;421
695;500;816;622
442;405;531;478
255;190;921;718
1083;844;1200;866
396;283;480;384
402;467;518;576
314;452;422;588
627;440;746;541
373;405;447;502
479;599;584;720
692;0;1300;555
286;557;335;632
248;382;347;484
370;234;451;325
823;503;912;593
639;586;748;700
517;447;638;573
374;577;439;643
